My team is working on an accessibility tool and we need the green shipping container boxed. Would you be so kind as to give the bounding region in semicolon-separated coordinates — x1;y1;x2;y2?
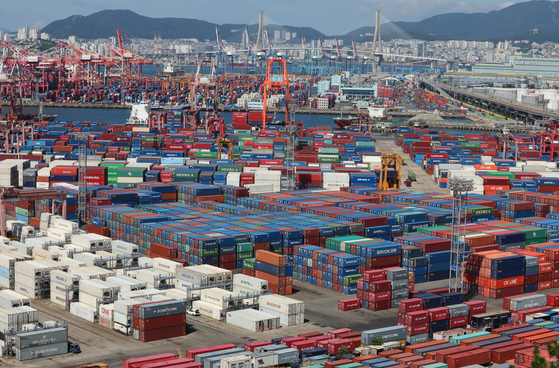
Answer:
118;168;146;177
237;251;254;260
243;258;255;271
196;152;218;158
342;274;362;286
198;247;219;257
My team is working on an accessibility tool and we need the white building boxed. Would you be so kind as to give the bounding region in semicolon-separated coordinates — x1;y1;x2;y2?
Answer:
68;35;77;44
17;26;28;40
29;28;39;40
40;33;50;41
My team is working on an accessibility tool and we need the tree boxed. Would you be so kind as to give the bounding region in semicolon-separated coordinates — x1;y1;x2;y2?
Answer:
528;341;559;368
370;336;384;346
335;345;351;359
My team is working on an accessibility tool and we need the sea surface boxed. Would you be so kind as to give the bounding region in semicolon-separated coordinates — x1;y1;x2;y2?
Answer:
1;105;489;134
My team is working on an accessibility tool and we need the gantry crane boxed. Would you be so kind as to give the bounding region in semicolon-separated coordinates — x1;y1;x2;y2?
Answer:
379;153;404;191
216;137;234;160
190;60;224;138
262;58;289;129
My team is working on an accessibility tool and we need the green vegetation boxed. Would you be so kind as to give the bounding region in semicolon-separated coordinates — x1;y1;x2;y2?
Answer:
370;336;384;346
335;346;351;359
38;40;56;52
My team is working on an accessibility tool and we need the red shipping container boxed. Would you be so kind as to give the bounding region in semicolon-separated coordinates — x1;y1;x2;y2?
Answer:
185;344;237;359
446;349;491;368
369;291;391;302
291;340;317;352
124;354;177;368
369;300;391;311
493;343;532;364
328;328;352;337
370;280;392;292
429;307;450;321
133;313;186;330
398;298;423;312
404;310;430;326
281;336;307;347
139;359;197;368
137;325;186;342
547;293;559;306
363;270;386;282
406;323;429;336
244;341;271;352
464;300;486;315
449;316;468;328
338;298;361;311
328;339;355;355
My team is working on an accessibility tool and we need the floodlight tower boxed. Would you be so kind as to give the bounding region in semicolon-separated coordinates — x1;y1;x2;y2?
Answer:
448;177;474;294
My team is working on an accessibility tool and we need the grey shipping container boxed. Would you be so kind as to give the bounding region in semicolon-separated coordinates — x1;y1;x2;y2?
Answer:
509;295;547;312
392;289;408;299
14;327;68;349
276;348;299;365
391;298;406;309
15;341;68;361
391;279;409;290
137;300;186;319
386;269;408;280
196;348;245;364
406;332;429;345
447;304;470;318
254;344;287;354
361;326;406;344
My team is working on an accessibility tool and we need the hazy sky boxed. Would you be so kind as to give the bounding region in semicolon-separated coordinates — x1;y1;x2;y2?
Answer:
1;0;525;35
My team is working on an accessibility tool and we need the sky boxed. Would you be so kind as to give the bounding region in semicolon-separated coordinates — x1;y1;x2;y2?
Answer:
1;0;527;35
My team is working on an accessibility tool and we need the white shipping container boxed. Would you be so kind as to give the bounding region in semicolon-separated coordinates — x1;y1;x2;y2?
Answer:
53;218;79;233
174;279;201;297
0;254;16;269
14;274;41;289
200;288;237;309
226;309;279;332
13;284;41;299
233;274;268;292
136;269;173;289
18;306;38;323
111;240;139;255
51;270;80;287
113;311;132;327
47;228;72;243
99;303;114;321
79;292;103;309
34;259;66;273
70;302;98;323
79;279;112;299
14;261;45;278
58;257;86;268
113;298;150;315
79;266;116;280
192;300;223;320
259;307;297;326
70;234;98;250
220;355;252;368
198;265;232;282
0;290;30;306
259;295;303;315
32;248;59;261
152;258;184;274
175;268;209;286
106;276;144;292
163;288;187;301
73;253;104;267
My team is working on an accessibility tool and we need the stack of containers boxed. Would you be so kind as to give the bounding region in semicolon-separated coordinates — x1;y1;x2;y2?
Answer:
78;279;118;315
232;274;268;297
133;300;187;342
0;253;16;289
258;294;304;326
387;268;410;308
50;269;79;307
113;298;149;336
294;245;361;295
505;294;549;322
14;261;50;299
255;250;292;295
357;269;391;311
464;251;528;298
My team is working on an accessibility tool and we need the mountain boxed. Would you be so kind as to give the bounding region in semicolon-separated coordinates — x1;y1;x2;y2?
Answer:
40;2;559;43
40;9;326;42
392;1;559;41
41;10;218;40
0;27;12;33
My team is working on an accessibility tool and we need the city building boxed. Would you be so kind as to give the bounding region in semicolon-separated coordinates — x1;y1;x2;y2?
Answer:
473;56;559;78
340;86;378;100
17;26;28;40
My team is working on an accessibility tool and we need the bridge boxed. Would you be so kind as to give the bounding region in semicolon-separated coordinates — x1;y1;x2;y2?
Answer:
419;78;559;122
